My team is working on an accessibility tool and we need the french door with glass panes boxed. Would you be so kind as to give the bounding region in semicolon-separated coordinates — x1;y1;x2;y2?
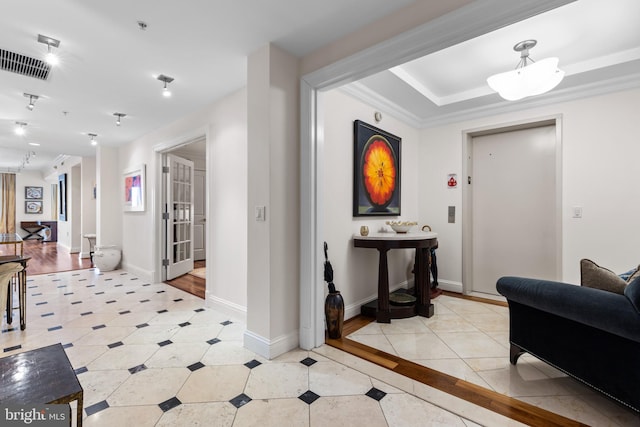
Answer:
165;154;194;280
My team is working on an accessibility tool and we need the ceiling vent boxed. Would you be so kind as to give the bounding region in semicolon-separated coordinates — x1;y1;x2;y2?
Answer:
0;49;51;80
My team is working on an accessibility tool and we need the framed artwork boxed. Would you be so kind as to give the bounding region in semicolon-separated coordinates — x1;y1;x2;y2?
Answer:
123;164;145;212
25;186;43;200
58;173;67;221
25;200;43;214
353;120;401;216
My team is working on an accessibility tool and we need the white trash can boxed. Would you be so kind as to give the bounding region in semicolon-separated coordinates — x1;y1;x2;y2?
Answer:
93;245;121;271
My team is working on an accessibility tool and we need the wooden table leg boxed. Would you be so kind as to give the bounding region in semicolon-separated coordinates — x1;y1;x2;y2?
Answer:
77;392;83;427
415;247;434;317
376;248;391;323
19;269;26;330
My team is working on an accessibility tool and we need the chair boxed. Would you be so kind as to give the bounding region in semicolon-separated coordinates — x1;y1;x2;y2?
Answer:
0;262;24;326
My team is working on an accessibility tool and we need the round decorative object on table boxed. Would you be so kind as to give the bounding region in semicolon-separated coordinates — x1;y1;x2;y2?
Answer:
93;246;122;271
386;221;418;233
324;291;344;339
360;226;369;236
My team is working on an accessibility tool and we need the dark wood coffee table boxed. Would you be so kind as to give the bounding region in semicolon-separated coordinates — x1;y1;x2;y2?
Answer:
0;343;84;426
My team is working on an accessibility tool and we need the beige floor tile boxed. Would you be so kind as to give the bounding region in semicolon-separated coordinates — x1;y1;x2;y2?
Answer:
244;362;308;399
108;367;190;406
177;365;249;402
83;405;162;427
386;331;459;360
310;396;387;427
309;361;373;396
233;398;310;427
380;392;468;426
77;369;131;407
435;331;507;358
156;402;236;427
144;341;209;368
87;344;159;370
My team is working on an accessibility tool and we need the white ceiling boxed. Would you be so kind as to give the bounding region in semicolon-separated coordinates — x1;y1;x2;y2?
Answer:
1;0;639;174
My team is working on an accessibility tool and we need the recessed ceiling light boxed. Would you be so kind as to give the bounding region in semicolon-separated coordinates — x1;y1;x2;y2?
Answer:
28;142;40;146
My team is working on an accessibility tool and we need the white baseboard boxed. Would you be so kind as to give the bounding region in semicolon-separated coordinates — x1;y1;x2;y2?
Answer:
438;279;463;294
206;294;247;324
119;262;154;283
243;329;299;360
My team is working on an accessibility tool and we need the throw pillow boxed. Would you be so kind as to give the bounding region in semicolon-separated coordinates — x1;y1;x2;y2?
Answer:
580;259;627;295
626;265;640;283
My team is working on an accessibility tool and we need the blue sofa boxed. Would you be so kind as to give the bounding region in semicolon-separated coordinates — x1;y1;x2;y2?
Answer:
497;276;640;413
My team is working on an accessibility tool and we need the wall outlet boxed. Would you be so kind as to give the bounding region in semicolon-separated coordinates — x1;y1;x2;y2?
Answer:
572;206;583;218
255;206;266;222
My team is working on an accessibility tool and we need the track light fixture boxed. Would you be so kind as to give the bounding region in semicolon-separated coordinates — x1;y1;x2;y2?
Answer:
24;93;39;111
14;122;27;136
37;34;61;66
157;74;174;97
88;133;98;146
113;112;127;126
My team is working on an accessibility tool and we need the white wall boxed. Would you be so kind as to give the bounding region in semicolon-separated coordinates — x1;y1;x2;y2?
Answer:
117;88;248;314
323;89;421;320
80;156;96;258
419;88;640;286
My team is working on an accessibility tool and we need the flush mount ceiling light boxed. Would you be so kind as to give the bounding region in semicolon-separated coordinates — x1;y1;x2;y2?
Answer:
24;93;39;110
14;121;27;135
487;40;565;101
157;74;174;97
88;133;98;146
37;34;61;66
113;112;127;126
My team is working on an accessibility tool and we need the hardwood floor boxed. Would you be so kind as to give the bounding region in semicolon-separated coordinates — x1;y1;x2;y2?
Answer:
0;239;92;275
164;260;205;299
327;292;589;427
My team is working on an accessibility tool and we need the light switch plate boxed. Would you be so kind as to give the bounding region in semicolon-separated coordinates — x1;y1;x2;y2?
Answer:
255;206;266;221
448;206;455;223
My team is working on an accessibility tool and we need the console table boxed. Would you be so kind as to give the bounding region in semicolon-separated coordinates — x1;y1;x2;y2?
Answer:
0;233;23;256
20;221;57;242
1;255;30;330
0;343;84;426
353;231;438;323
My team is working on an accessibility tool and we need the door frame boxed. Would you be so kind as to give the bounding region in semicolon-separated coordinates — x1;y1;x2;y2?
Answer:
299;1;574;349
152;128;208;282
461;116;563;295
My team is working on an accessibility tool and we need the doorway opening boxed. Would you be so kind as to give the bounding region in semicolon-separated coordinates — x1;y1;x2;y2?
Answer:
161;137;207;299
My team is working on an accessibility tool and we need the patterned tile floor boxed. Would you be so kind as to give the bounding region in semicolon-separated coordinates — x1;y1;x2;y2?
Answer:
348;295;640;426
2;268;514;427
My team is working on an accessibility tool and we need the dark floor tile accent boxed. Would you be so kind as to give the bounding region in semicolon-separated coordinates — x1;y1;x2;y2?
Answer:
128;364;147;374
158;397;181;412
95;291;105;295
365;387;387;401
120;272;128;275
300;357;317;367
27;285;37;289
136;323;149;329
32;292;42;296
140;299;150;303
4;344;21;352
157;309;168;314
298;390;320;405
62;343;73;349
105;278;113;281
173;298;183;302
48;325;62;331
75;366;88;375
158;340;173;347
126;291;135;294
92;324;106;330
229;394;252;409
187;362;205;372
86;284;95;288
85;400;109;416
52;279;61;282
41;312;54;317
72;273;80;276
220;320;233;326
71;301;83;305
81;311;93;316
57;285;67;288
157;290;166;294
2;327;17;333
119;310;131;315
35;301;47;306
108;341;124;349
130;278;138;281
178;322;191;327
194;308;205;312
78;279;87;282
244;359;262;369
64;292;73;296
143;283;151;287
106;300;116;304
206;338;221;345
115;284;123;287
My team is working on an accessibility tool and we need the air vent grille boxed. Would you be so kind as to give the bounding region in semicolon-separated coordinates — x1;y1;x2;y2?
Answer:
0;49;51;80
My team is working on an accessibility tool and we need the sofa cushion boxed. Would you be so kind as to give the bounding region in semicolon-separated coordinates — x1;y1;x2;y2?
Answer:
625;276;640;314
580;259;627;294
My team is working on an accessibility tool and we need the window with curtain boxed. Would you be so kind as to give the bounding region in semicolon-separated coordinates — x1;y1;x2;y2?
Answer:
0;173;16;234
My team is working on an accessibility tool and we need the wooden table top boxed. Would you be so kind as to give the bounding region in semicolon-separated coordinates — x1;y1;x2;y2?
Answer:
0;343;83;405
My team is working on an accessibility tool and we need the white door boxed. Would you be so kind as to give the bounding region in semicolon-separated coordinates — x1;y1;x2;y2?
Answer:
165;154;195;280
471;125;558;295
193;169;206;261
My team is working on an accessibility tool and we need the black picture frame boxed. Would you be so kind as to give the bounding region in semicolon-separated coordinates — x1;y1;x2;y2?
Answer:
25;200;43;214
58;173;67;221
353;120;401;217
25;186;43;200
